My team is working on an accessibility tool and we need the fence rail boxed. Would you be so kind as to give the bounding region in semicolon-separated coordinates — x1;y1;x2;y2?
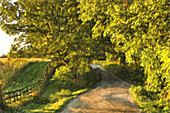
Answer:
3;62;54;104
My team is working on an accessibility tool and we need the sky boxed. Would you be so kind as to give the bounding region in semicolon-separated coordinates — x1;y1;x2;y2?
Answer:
0;0;17;56
0;29;16;56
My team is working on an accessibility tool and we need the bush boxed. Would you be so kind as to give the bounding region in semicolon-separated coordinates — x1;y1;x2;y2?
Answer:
52;66;74;81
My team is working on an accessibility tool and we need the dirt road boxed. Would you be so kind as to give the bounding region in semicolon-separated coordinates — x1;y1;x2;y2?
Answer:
61;68;141;113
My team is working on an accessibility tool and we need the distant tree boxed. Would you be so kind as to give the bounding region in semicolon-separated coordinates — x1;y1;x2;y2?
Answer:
0;54;7;58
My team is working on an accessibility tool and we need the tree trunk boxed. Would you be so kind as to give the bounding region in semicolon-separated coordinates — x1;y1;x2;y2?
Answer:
120;53;126;66
74;66;77;78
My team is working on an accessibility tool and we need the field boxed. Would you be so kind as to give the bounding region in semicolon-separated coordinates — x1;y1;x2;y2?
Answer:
0;58;51;63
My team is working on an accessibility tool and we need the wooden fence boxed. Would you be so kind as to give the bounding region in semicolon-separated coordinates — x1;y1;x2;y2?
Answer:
3;62;54;104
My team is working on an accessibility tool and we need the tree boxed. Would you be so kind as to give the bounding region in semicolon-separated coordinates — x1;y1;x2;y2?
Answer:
0;0;101;78
77;0;133;65
77;0;113;55
0;0;76;59
0;54;7;58
104;0;169;112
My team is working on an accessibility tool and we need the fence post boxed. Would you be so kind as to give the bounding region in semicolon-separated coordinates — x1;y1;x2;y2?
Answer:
19;90;21;100
8;92;11;103
13;93;16;102
16;92;19;101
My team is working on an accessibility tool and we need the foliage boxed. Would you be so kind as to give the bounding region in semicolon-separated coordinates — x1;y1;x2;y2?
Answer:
52;66;73;81
77;0;115;59
0;0;98;61
78;0;169;112
104;0;169;112
51;63;98;90
105;63;145;86
0;0;105;80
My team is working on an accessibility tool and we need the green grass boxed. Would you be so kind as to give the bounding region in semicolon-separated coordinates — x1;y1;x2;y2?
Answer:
4;61;49;92
20;73;89;112
21;80;88;113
